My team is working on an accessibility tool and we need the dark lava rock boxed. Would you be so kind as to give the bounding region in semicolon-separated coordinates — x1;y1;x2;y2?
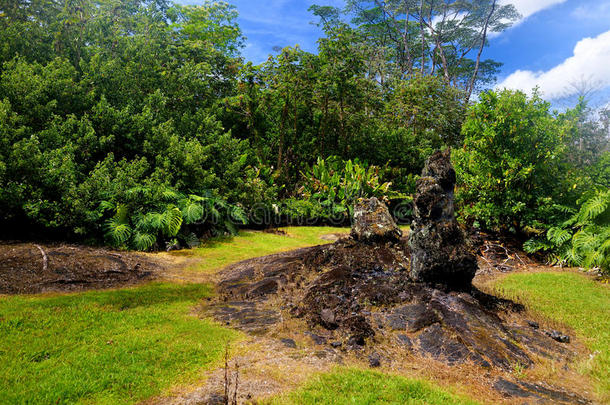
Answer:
320;308;337;328
527;320;540;329
213;242;571;372
368;353;381;367
392;303;439;332
494;378;539;399
280;338;297;348
330;341;342;348
211;196;576;387
208;301;280;335
545;330;570;343
408;150;477;291
305;332;327;345
494;378;590;404
351;197;402;243
0;242;159;294
203;393;227;405
396;334;413;350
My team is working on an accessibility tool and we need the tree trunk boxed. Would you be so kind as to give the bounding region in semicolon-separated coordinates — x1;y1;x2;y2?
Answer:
466;0;496;103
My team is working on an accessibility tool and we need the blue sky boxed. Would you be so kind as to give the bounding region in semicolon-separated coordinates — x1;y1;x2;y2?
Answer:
179;0;610;104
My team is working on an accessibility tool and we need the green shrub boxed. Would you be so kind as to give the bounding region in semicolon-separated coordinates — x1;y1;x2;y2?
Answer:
453;89;574;235
525;188;610;274
298;156;405;222
102;186;246;251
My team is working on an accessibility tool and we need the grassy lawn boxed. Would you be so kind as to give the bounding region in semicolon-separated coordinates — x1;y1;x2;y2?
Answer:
178;226;351;273
268;368;479;405
493;271;610;400
0;283;238;404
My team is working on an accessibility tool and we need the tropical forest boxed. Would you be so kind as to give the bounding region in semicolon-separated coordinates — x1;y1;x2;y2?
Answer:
0;0;608;404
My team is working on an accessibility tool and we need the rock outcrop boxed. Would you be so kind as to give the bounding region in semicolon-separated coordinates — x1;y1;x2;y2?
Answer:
207;167;589;404
350;197;402;243
409;149;477;291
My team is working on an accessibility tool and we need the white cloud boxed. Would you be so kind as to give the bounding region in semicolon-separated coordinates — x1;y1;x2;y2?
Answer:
501;0;566;20
496;30;610;100
571;3;610;21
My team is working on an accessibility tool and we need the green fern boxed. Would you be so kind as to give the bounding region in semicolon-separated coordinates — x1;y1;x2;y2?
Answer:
132;231;156;251
528;189;610;273
163;206;183;236
105;218;132;246
547;227;573;245
578;191;609;222
181;200;204;224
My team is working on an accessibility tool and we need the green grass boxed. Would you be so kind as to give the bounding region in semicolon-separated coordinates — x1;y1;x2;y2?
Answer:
494;271;610;399
182;226;351;273
0;283;238;404
268;368;479;405
184;226;409;273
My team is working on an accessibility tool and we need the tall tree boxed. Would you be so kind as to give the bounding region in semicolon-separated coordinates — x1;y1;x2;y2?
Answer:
322;0;520;100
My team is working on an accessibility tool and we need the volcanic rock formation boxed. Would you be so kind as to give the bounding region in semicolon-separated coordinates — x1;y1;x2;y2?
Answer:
409;149;477;291
209;151;587;403
350;197;402;243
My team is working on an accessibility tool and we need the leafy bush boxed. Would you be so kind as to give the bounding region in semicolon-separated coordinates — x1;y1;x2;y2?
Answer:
453;89;575;235
298;157;405;223
102;186;246;251
525;189;610;274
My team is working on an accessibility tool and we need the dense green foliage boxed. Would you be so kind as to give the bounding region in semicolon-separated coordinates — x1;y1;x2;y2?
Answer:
453;90;572;234
0;283;238;404
0;0;475;249
0;0;259;248
525;189;610;273
0;0;607;255
454;90;609;272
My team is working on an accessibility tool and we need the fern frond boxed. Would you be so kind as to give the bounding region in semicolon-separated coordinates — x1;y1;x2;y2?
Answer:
105;218;132;246
224;220;238;235
547;227;572;246
98;200;115;212
573;230;600;252
229;205;247;224
577;191;609;223
163;206;183;236
181;202;204;224
523;238;550;253
582;249;603;269
138;212;165;233
561;247;583;267
126;186;150;197
161;189;181;202
132;231;156;251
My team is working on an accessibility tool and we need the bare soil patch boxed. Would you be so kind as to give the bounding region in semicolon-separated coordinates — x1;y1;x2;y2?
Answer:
0;242;164;294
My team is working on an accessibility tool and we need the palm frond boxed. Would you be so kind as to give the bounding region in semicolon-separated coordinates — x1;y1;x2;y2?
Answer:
163;206;183;236
104;218;132;246
132;231;156;251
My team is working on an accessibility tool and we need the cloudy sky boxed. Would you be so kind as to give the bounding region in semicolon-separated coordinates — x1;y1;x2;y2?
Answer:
180;0;610;104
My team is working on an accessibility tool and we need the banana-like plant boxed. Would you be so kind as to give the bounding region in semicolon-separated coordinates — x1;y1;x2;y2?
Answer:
299;156;403;221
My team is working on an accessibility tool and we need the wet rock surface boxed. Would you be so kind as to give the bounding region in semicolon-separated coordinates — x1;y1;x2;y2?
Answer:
0;242;160;294
409;149;477;291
